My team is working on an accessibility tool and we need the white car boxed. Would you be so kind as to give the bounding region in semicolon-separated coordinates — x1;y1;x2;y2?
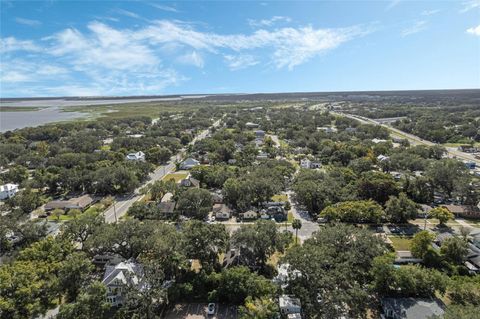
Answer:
207;303;216;315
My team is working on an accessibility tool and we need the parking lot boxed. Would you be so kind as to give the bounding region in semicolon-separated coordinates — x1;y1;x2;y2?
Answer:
164;303;238;319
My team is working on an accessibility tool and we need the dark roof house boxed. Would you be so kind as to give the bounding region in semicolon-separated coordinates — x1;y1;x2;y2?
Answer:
381;298;444;319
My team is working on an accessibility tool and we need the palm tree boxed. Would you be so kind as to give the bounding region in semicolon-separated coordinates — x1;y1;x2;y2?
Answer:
292;219;302;244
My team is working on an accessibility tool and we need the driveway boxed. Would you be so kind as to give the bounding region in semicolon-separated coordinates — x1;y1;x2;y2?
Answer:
164;303;238;319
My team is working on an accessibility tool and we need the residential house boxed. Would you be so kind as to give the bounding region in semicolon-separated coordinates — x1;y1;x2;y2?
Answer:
442;204;480;219
126;151;145;161
255;130;265;139
102;260;143;307
377;154;390;162
394;251;422;265
372;138;388;144
241;210;258;220
161;192;174;203
213;204;231;220
180;158;200;170
273;264;302;289
180;176;200;188
256;152;268;160
279;295;302;317
310;161;322;169
212;193;224;204
380;298;444;319
0;183;19;200
45;195;94;212
345;127;357;133
102;138;114;145
245;122;259;129
157;202;176;217
317;126;337;133
300;158;311;169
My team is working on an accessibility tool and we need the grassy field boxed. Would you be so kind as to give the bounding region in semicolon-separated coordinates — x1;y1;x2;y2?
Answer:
63;101;235;120
0;106;44;112
271;194;288;202
388;236;413;251
287;211;294;222
163;172;189;183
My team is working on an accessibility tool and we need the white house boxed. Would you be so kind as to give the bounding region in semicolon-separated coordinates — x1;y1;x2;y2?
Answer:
377;155;390;162
0;183;19;200
126;151;145;161
245;122;259;129
102;260;143;307
180;158;200;170
279;295;302;317
300;159;321;169
241;210;258;220
300;158;311;169
372;138;388;144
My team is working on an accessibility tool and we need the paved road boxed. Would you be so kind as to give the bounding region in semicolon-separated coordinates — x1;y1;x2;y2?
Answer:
104;119;222;223
286;190;319;242
333;112;480;165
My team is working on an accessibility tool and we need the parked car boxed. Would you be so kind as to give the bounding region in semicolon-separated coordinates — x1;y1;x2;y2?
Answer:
207;303;216;315
317;217;328;224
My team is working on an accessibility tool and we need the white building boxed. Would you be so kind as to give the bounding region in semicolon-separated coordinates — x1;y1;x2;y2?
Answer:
300;159;321;169
377;155;390;162
126;151;145;161
102;260;143;307
300;158;311;169
0;183;19;200
279;295;302;317
372;138;388;144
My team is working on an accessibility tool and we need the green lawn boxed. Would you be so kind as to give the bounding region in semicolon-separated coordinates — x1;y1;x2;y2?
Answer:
162;172;189;183
287;211;294;222
47;214;73;222
271;194;288;202
388;236;413;251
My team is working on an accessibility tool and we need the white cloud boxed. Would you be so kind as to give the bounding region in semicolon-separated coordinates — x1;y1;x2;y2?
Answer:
0;59;68;83
177;51;204;68
15;17;42;26
386;0;402;11
401;21;427;37
421;9;440;16
137;20;368;69
113;8;141;19
467;25;480;36
149;3;179;13
224;54;259;70
460;0;480;13
0;37;40;52
49;22;158;70
1;19;369;96
248;16;291;28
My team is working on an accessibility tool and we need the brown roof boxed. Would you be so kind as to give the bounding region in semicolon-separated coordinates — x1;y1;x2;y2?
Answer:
213;204;231;214
45;195;94;211
442;205;466;214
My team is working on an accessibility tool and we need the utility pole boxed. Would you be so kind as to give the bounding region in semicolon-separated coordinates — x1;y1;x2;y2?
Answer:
114;202;118;223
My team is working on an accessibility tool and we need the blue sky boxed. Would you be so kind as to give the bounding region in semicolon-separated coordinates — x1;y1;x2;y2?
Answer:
1;0;479;97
